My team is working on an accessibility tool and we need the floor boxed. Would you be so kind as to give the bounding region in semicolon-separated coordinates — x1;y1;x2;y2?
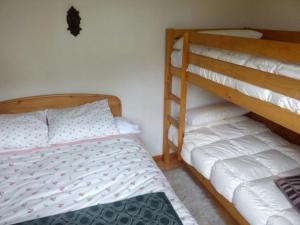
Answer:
163;167;238;225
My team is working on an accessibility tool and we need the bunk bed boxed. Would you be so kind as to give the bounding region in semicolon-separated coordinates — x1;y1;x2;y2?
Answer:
162;28;300;225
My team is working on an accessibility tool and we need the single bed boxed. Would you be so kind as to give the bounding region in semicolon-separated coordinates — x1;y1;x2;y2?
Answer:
0;94;198;225
168;114;300;225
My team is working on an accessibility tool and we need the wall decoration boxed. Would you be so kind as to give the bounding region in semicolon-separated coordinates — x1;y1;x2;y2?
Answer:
67;6;81;37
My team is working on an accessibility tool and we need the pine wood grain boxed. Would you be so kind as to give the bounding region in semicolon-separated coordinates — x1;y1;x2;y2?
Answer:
0;94;122;117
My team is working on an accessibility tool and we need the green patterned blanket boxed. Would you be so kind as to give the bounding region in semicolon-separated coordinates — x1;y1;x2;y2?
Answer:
15;192;183;225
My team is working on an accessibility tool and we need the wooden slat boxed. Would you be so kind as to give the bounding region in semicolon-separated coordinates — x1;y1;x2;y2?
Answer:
184;163;250;225
171;67;300;134
257;28;300;43
171;28;300;44
189;53;300;100
190;32;300;65
168;92;180;104
168;115;179;128
170;67;180;76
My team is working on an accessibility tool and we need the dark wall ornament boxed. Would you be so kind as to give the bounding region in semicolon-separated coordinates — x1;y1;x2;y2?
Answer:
67;6;81;37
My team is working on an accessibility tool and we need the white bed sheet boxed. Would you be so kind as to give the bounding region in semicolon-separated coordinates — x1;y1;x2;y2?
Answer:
171;48;300;115
168;117;300;225
0;135;197;225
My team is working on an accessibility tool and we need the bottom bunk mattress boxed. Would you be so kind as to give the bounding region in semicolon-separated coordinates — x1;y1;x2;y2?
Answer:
169;116;300;225
0;135;197;225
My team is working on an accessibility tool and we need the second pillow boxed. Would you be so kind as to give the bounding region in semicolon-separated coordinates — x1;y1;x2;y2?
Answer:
47;99;119;145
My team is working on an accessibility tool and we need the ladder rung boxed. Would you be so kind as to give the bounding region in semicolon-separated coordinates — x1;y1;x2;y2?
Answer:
170;66;181;77
168;93;180;104
168;115;179;128
168;140;178;152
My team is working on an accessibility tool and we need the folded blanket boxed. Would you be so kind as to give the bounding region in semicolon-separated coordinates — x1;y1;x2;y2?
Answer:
275;175;300;212
14;192;183;225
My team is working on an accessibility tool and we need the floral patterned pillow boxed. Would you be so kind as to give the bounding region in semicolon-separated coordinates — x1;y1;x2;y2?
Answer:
47;99;119;144
0;111;48;150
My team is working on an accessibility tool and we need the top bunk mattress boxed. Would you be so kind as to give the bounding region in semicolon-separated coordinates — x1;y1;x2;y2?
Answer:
171;44;300;115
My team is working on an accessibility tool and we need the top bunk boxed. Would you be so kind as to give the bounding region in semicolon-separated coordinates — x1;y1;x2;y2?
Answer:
165;28;300;135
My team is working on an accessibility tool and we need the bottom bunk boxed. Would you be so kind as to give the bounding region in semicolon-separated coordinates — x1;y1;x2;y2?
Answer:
168;103;300;225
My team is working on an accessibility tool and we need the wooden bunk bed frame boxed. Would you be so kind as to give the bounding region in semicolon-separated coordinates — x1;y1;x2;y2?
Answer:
162;28;300;225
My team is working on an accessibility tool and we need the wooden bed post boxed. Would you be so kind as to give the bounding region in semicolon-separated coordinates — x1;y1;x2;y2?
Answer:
177;32;189;161
163;30;190;163
163;29;175;164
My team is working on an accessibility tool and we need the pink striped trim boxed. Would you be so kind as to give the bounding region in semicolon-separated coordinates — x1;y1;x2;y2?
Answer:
0;146;47;155
51;134;138;147
0;134;139;156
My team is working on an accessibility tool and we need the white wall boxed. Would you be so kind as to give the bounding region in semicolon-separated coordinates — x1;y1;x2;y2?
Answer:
0;0;251;155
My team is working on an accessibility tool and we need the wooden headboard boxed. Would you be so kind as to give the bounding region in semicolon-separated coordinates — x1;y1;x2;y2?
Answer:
0;94;122;117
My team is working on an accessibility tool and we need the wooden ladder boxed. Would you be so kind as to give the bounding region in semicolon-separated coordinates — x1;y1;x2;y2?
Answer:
163;30;190;164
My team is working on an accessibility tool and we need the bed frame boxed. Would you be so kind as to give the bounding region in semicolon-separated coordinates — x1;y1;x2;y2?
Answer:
0;94;122;116
162;28;300;225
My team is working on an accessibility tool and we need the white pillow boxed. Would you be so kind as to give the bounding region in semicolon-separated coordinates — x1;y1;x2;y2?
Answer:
186;102;249;126
114;117;141;134
0;111;48;150
174;29;263;50
47;100;119;144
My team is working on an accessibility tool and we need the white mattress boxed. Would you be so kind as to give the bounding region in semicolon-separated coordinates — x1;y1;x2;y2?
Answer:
0;135;198;225
168;117;300;225
234;169;300;225
168;116;261;165
171;45;300;115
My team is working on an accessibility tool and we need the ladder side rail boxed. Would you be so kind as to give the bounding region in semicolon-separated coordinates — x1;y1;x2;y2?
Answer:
163;29;176;163
177;32;190;160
